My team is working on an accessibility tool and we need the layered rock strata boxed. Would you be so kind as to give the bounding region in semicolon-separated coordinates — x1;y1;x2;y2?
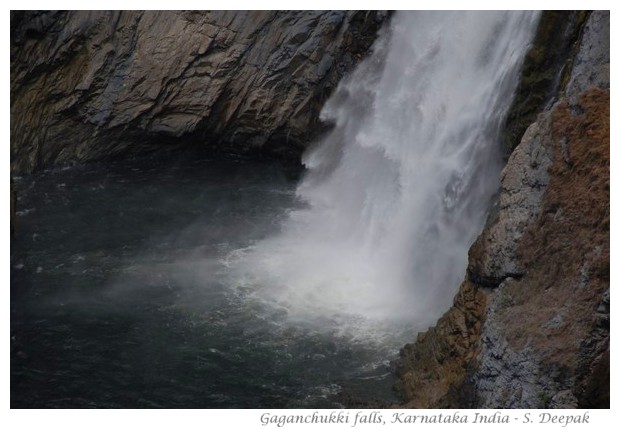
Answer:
10;10;385;174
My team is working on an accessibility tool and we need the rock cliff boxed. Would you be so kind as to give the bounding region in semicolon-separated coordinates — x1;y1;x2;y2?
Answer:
394;10;609;409
10;10;385;174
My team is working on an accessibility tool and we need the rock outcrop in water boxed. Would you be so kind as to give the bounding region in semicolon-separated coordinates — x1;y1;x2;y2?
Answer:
10;11;385;174
394;10;609;409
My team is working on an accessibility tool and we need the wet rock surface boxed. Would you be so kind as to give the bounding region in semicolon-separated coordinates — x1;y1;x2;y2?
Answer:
11;11;385;174
501;11;589;159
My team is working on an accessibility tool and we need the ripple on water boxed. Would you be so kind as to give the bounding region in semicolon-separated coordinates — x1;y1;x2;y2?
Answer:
11;157;403;408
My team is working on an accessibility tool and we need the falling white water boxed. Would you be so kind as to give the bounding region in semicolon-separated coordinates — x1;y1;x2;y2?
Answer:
230;11;539;334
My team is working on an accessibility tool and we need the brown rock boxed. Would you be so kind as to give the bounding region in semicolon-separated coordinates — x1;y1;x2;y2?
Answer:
393;280;487;408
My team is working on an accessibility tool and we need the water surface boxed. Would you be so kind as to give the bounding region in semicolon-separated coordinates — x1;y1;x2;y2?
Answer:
11;157;403;408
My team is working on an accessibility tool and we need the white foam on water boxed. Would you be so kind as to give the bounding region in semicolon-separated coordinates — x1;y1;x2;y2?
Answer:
229;11;539;338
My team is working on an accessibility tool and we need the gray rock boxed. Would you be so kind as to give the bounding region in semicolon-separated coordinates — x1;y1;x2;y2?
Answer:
474;279;574;409
550;390;579;409
566;11;610;99
10;11;386;173
468;114;553;284
544;313;564;329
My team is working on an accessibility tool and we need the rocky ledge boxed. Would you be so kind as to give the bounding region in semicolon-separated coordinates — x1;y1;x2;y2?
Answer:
394;11;609;409
10;11;385;174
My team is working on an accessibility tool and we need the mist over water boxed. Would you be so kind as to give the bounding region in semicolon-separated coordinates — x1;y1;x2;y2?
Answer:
233;11;539;332
12;11;542;408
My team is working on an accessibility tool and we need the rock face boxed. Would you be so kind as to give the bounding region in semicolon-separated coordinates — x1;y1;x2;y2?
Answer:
468;117;554;286
501;11;589;159
10;11;385;174
395;11;609;409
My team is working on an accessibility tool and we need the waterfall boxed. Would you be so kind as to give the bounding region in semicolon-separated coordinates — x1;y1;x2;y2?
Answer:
231;11;540;335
